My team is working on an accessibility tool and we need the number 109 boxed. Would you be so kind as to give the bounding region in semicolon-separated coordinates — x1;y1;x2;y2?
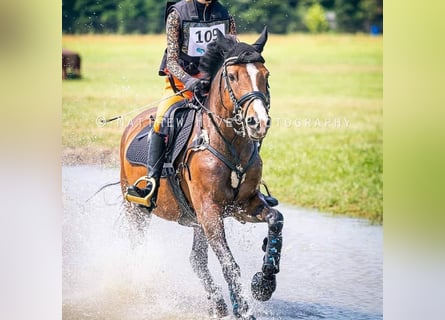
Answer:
195;29;219;44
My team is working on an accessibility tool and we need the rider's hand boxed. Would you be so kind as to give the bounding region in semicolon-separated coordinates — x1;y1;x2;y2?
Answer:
199;79;210;93
184;77;201;92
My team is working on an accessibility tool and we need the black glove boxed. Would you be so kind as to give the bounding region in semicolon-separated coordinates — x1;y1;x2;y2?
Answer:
184;77;201;92
200;79;210;93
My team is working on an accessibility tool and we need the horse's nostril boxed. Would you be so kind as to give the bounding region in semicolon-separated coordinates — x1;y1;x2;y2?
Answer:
247;117;257;126
266;118;271;127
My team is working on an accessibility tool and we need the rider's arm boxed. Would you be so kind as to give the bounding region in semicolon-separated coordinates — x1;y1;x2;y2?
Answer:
229;16;237;35
165;10;189;83
166;9;237;85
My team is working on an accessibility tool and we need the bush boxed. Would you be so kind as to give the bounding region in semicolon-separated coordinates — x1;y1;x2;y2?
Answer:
303;3;329;33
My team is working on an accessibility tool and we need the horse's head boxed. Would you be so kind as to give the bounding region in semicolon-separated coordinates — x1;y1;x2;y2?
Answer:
199;28;271;141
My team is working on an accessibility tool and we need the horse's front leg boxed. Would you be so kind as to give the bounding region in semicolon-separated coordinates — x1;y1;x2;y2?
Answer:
201;208;255;320
190;226;228;318
251;207;284;301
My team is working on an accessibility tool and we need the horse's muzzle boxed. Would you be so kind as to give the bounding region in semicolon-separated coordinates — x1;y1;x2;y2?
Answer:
246;115;270;141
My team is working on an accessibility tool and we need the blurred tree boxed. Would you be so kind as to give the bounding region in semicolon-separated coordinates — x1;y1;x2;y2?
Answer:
116;0;147;34
358;0;383;33
73;0;118;33
62;0;382;34
62;0;78;33
320;0;335;9
334;0;383;33
291;0;319;32
145;1;166;33
303;2;329;33
226;0;294;34
335;0;361;32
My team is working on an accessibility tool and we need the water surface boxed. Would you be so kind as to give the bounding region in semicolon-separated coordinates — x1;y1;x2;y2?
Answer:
63;166;382;319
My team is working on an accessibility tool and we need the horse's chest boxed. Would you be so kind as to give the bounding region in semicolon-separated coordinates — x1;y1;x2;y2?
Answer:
233;164;261;197
230;165;246;189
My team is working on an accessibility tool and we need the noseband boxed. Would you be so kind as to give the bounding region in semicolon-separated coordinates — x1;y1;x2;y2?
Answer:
221;56;271;137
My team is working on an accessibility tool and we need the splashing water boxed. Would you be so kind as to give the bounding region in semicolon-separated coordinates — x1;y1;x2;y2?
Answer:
63;166;382;320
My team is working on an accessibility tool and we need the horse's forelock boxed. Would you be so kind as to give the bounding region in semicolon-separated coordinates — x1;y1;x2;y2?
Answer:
227;43;265;64
199;36;265;80
199;35;235;79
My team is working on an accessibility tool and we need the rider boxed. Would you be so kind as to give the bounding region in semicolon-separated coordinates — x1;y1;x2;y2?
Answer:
127;0;278;208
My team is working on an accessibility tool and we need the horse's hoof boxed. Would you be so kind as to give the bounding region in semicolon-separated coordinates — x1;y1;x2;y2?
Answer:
251;272;276;301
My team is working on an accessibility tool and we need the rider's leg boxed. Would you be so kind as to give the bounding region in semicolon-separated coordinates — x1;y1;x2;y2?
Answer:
126;77;191;207
126;130;167;206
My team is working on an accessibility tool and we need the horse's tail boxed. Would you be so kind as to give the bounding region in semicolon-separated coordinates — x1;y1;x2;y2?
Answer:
86;181;121;202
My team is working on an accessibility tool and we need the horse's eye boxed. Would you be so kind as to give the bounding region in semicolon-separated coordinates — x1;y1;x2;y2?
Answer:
228;73;236;82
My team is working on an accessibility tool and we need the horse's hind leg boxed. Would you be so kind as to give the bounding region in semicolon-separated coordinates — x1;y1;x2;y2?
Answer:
190;226;228;318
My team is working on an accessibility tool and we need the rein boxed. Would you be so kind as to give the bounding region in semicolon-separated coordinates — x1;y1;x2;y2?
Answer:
97;88;189;126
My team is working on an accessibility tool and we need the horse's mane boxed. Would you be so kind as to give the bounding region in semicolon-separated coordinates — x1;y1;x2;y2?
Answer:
199;33;265;81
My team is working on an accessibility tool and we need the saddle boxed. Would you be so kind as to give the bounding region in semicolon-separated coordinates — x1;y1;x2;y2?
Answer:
125;100;199;226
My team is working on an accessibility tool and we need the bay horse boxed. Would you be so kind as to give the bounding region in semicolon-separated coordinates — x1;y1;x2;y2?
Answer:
119;28;283;319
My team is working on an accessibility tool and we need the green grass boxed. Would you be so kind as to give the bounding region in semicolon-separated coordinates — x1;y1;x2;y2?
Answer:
62;34;382;223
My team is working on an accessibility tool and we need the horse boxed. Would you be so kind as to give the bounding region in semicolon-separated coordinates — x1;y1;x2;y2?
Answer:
119;28;283;320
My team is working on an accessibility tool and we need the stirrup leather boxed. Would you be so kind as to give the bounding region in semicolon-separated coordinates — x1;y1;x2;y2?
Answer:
124;176;157;206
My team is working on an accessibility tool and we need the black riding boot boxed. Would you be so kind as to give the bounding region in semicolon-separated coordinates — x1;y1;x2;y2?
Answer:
126;132;167;208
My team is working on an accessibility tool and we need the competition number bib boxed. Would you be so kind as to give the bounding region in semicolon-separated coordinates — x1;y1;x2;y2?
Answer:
187;23;226;57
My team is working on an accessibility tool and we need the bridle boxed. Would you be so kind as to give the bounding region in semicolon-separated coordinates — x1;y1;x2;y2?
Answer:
216;56;271;138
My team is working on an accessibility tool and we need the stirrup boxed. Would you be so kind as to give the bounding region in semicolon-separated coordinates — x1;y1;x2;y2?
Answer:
124;176;157;207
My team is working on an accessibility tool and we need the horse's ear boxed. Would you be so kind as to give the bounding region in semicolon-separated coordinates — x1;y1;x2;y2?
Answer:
215;28;230;46
214;28;233;52
214;28;225;41
252;26;268;53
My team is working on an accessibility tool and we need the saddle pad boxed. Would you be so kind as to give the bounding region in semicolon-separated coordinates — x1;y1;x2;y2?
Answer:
126;107;196;172
126;124;151;167
170;108;195;163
